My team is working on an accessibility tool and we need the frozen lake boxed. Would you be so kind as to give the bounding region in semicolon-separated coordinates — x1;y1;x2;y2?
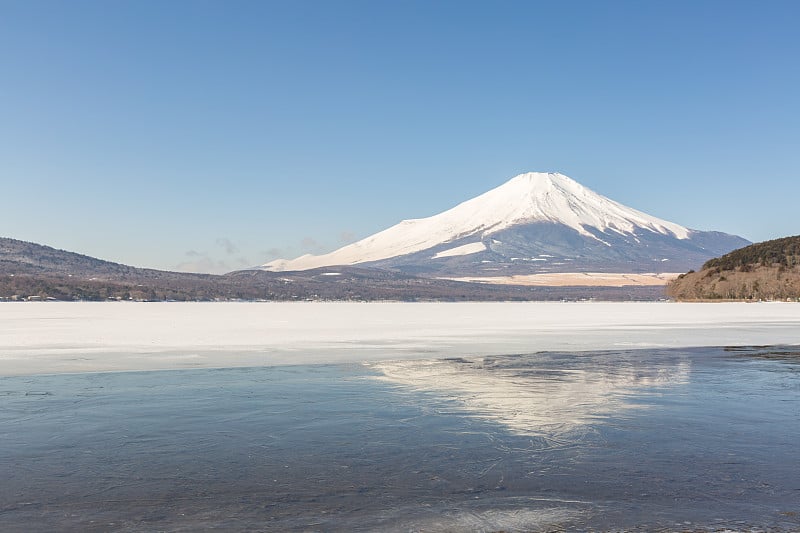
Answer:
1;302;799;531
1;346;799;531
1;301;799;375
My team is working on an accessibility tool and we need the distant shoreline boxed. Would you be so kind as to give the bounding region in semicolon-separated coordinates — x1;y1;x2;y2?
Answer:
440;272;681;287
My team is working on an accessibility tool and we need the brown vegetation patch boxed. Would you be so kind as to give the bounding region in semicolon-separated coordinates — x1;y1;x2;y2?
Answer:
668;235;800;301
668;265;800;301
442;272;681;287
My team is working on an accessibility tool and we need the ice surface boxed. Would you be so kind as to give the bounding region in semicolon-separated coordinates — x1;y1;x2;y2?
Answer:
1;301;799;376
3;346;800;531
369;353;691;436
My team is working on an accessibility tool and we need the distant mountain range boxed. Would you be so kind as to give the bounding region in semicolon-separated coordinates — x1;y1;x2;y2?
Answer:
1;171;753;301
263;172;750;276
0;237;665;301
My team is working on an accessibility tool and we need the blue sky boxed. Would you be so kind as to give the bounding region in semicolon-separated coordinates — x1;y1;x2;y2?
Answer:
1;1;798;273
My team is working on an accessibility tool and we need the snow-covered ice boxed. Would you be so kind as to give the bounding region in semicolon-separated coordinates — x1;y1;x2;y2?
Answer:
1;301;798;376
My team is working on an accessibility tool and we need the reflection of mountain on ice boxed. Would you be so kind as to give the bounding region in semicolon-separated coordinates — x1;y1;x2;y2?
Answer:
369;351;690;438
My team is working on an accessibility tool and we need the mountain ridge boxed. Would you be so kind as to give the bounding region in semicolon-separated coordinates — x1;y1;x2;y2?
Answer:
263;172;749;275
0;236;664;301
0;171;750;301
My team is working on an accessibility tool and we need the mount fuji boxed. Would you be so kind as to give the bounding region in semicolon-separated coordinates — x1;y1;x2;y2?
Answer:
262;172;749;277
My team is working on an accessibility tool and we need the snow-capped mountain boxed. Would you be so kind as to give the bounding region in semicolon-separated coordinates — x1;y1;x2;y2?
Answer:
263;172;749;275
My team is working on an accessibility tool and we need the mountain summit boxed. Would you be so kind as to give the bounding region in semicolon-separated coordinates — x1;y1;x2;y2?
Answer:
263;172;749;275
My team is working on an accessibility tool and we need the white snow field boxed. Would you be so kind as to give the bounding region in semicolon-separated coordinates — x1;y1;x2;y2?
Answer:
1;301;798;376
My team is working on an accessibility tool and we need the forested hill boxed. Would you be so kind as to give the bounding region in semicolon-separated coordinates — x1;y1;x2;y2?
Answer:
702;235;800;272
1;237;148;277
667;236;800;301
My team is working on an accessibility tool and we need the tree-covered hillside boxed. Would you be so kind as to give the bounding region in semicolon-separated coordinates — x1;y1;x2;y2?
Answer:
667;236;800;301
703;235;800;272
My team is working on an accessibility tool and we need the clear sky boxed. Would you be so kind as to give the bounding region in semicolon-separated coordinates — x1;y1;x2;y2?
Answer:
2;1;798;273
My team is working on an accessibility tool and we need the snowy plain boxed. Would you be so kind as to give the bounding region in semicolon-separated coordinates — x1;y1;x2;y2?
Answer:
1;301;799;376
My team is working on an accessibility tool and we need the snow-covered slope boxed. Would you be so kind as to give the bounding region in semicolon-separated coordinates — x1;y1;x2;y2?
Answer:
265;173;687;271
262;172;748;274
